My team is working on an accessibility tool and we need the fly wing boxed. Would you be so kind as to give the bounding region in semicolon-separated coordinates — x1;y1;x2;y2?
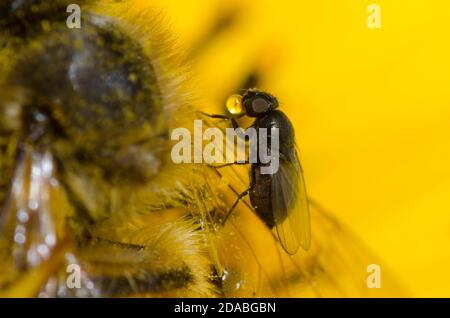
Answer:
272;148;311;254
202;117;408;296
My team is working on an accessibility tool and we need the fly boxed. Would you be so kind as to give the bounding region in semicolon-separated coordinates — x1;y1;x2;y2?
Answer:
202;88;311;254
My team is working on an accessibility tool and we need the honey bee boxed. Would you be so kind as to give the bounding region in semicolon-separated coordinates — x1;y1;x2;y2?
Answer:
0;0;407;298
0;0;218;297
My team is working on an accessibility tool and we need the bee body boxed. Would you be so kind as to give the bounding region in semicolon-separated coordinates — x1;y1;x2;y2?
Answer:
0;0;219;297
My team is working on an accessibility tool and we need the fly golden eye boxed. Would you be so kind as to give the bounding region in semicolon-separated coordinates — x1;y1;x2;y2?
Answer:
226;94;244;115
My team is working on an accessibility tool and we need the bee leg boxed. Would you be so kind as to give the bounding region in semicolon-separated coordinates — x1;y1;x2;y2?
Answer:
221;185;254;225
70;217;218;297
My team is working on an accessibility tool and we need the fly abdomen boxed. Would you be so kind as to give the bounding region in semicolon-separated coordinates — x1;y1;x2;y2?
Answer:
250;164;276;228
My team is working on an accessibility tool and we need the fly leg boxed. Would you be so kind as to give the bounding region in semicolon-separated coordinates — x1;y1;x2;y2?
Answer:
208;160;250;168
198;112;248;140
221;174;256;225
199;112;231;121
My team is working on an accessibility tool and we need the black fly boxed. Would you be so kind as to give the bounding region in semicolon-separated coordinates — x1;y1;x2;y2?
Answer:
203;88;311;254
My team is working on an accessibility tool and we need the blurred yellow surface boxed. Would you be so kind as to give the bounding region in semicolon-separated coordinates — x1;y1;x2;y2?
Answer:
146;0;450;296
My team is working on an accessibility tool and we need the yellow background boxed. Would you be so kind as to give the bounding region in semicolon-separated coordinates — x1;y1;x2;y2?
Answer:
144;0;450;296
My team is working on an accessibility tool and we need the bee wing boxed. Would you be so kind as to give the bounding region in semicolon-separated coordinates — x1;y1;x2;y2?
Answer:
272;148;311;254
0;146;59;271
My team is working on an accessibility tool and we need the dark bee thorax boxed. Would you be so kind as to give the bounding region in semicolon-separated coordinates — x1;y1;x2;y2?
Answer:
10;16;165;178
